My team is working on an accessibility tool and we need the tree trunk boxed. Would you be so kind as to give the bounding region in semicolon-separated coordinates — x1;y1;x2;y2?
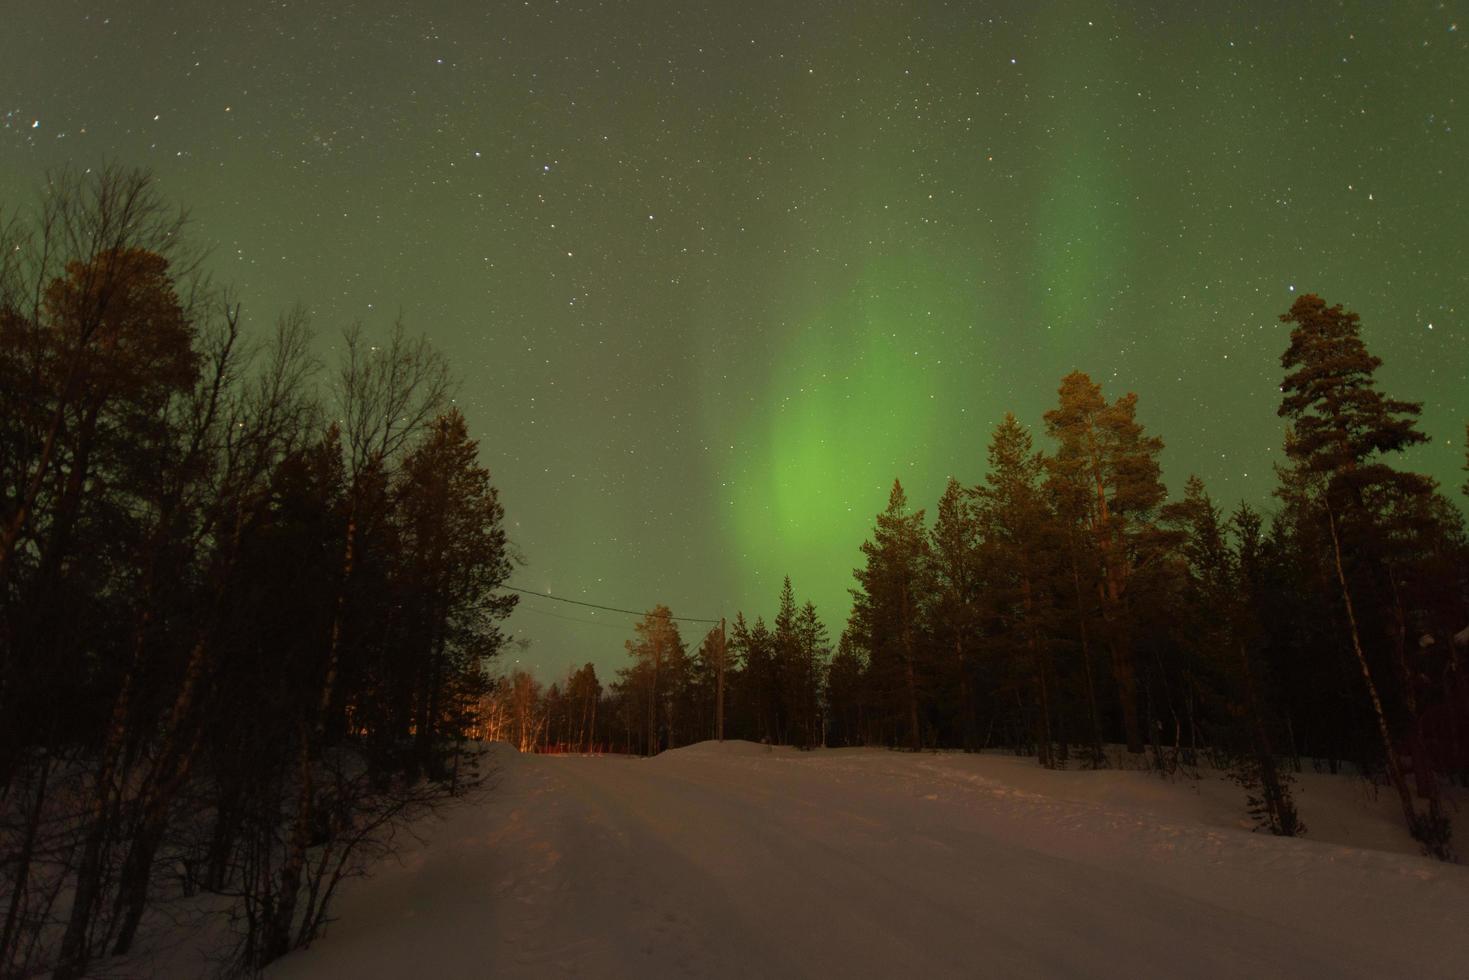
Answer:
204;782;244;892
716;619;726;742
1387;576;1439;804
1108;633;1143;753
260;501;357;967
54;601;155;979
0;756;51;973
109;712;207;954
1239;642;1296;835
1022;577;1053;767
956;637;977;752
112;501;249;954
109;808;168;955
902;643;922;752
1326;503;1434;853
1102;572;1143;754
900;584;922;752
1036;657;1054;769
1069;548;1106;766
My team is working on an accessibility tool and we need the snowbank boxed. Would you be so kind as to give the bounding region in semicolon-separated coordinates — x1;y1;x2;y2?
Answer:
259;744;1468;979
660;738;798;758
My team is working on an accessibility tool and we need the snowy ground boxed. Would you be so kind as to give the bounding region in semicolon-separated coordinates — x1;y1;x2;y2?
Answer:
250;742;1469;979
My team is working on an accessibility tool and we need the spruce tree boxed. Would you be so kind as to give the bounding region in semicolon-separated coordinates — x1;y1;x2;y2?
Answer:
852;480;930;751
795;601;829;747
929;477;982;750
731;613;779;743
773;576;799;745
976;414;1067;767
1163;478;1300;834
825;629;868;747
566;663;601;752
694;628;725;742
394;409;517;776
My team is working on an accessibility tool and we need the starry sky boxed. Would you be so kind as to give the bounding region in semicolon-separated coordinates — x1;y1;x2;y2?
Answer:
3;0;1465;682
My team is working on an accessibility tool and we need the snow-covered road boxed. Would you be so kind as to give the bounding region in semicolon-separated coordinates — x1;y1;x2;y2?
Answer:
270;743;1469;979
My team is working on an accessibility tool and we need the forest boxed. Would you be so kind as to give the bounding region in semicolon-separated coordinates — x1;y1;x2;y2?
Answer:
497;291;1469;866
0;168;518;976
2;166;1468;978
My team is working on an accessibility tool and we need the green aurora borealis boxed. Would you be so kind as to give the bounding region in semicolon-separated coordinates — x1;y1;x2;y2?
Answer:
3;1;1466;679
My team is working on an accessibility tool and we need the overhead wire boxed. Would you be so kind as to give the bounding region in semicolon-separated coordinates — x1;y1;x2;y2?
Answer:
515;605;643;631
501;584;722;625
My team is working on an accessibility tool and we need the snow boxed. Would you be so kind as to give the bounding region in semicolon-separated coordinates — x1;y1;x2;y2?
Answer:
254;742;1469;979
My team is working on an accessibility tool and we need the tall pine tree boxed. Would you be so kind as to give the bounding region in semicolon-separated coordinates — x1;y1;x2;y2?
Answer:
1277;293;1450;858
1043;373;1167;754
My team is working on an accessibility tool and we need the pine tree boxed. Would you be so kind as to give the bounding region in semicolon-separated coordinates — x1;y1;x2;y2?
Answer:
624;605;684;755
1279;295;1428;478
1043;373;1167;754
1277;293;1450;858
1045;469;1107;768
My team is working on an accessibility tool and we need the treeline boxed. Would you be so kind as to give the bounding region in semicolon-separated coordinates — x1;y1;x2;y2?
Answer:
0;168;517;976
827;293;1465;859
516;291;1469;864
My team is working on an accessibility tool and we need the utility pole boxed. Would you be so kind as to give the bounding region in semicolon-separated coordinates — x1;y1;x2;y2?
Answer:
716;617;726;742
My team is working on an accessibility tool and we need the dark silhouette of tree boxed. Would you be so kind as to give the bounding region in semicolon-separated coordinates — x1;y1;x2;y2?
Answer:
393;409;518;776
1277;293;1451;858
731;613;778;744
0;169;520;976
261;319;455;968
852;480;930;751
0;166;194;586
765;577;828;748
565;663;602;752
772;578;800;745
825;629;869;747
976;414;1067;767
794;600;830;748
694;628;725;742
1163;479;1300;834
929;477;982;750
621;605;685;755
1043;372;1167;754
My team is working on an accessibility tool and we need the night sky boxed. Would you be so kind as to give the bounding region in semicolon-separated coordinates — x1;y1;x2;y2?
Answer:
3;1;1465;682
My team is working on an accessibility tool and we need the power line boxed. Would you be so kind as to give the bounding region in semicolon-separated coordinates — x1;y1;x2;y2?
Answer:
502;584;722;625
516;605;640;631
